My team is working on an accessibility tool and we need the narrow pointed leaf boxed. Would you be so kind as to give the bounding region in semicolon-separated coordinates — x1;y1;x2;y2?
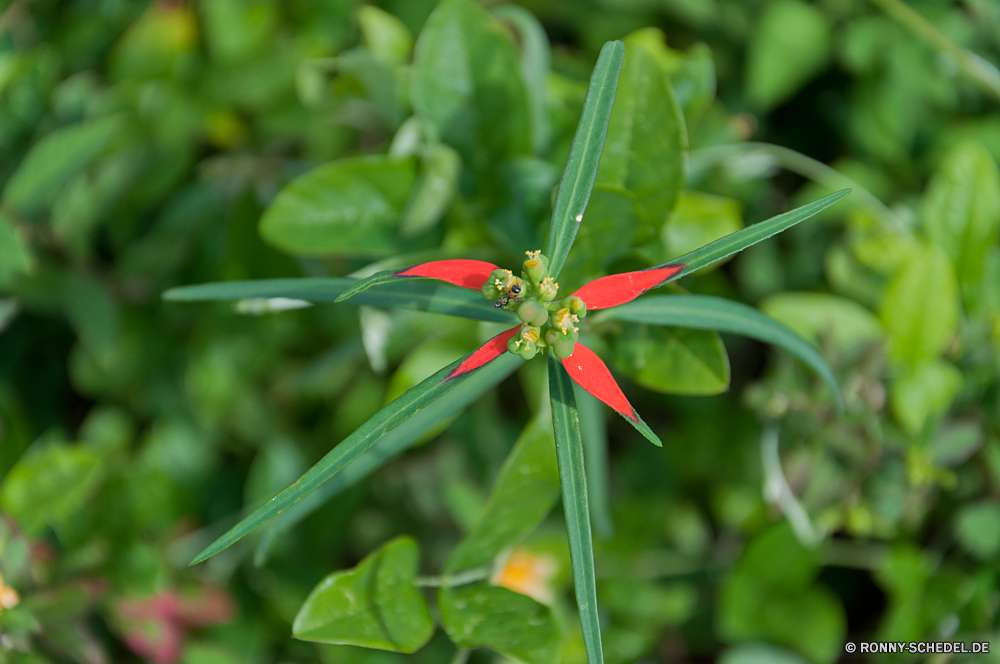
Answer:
562;344;661;447
574;385;614;538
546;40;625;278
659;189;850;282
336;259;499;302
254;352;522;566
191;328;518;565
164;278;516;323
548;355;603;664
575;191;850;307
594;294;843;411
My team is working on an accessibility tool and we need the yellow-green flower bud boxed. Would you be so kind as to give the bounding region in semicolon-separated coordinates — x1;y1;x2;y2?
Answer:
537;277;558;302
522;250;549;284
552;307;580;336
561;295;587;319
483;269;509;301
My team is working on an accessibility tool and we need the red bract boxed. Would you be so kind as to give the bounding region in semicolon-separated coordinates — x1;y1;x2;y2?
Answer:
381;258;680;446
393;259;500;289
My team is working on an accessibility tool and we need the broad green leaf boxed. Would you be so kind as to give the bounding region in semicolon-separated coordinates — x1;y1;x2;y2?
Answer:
357;5;413;65
932;421;983;468
293;537;433;651
879;245;959;365
445;417;559;573
399;144;461;237
955;502;1000;560
575;385;613;539
610;323;730;396
411;0;530;167
595;295;843;409
164;278;517;323
548;355;603;664
1;444;103;534
760;292;884;349
191;352;509;564
663;191;743;265
597;31;687;235
671;43;716;120
922;140;1000;307
492;5;551;155
559;184;640;283
63;274;119;366
746;0;831;110
439;584;560;664
657;190;850;284
0;214;33;284
546;40;625;279
890;360;962;435
254;353;522;566
2;115;119;215
258;156;417;257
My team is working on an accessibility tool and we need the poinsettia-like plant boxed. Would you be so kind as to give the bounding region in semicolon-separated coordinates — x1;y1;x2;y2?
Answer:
169;40;847;664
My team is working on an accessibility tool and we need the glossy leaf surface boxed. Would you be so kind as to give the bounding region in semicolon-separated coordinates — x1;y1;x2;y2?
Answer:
293;537;433;651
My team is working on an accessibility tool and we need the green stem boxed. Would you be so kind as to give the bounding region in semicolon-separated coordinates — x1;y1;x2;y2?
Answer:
450;649;471;664
690;142;911;237
414;567;491;588
869;0;1000;102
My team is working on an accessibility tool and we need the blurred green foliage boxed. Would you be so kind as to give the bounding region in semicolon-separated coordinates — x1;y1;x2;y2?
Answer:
2;0;1000;663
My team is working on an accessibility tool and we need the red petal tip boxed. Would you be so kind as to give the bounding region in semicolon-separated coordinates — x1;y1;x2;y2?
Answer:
572;264;685;310
395;259;500;290
560;344;632;418
446;326;521;381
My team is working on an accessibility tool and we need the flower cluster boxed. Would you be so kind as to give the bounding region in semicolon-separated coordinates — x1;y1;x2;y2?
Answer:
480;251;587;360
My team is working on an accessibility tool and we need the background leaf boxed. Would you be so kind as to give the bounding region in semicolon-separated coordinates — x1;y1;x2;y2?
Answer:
746;0;832;110
446;416;559;573
410;0;531;168
610;323;730;396
439;584;560;664
293;537;433;651
258;156;417;257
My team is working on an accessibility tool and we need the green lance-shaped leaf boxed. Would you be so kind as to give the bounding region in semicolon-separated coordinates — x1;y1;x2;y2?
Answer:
574;384;614;539
191;353;506;564
660;189;850;283
548;355;604;664
164;278;516;323
593;294;843;412
254;353;522;566
3;115;120;215
445;416;560;573
293;536;434;651
546;40;625;279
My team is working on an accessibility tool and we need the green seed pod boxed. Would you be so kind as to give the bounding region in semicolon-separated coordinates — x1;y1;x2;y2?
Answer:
553;338;576;359
545;329;559;346
507;335;520;354
529;306;549;327
562;295;587;318
518;299;544;325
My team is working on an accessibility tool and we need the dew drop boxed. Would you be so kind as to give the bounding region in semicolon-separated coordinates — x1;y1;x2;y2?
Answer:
574;213;584;222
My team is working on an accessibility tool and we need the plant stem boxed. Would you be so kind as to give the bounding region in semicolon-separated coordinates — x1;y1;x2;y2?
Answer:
450;649;471;664
414;567;491;588
869;0;1000;103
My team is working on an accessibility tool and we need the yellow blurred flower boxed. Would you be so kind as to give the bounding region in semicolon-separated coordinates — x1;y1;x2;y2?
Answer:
491;548;557;605
0;573;20;610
